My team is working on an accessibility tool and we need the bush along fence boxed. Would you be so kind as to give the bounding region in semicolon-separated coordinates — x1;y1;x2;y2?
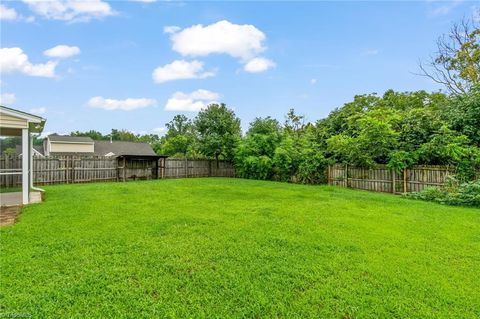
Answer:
327;164;479;194
0;156;235;188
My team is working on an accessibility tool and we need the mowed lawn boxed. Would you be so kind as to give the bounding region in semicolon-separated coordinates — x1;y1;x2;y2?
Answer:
1;179;479;318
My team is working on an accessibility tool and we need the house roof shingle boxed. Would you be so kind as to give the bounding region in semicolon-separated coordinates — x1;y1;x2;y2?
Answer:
94;140;158;157
15;145;44;156
48;134;93;143
42;135;162;157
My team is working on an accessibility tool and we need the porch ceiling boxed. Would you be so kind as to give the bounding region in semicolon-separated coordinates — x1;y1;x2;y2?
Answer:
0;127;22;137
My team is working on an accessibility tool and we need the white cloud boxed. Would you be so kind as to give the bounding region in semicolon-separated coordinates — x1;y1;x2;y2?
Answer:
88;96;157;111
244;57;276;73
0;93;16;105
164;89;220;112
29;107;47;115
188;89;220;100
0;5;18;20
132;0;157;2
152;127;167;135
44;45;81;58
0;5;35;22
152;60;215;83
169;20;267;61
22;0;115;22
363;49;379;56
0;47;57;78
430;0;462;16
310;78;317;85
164;25;181;34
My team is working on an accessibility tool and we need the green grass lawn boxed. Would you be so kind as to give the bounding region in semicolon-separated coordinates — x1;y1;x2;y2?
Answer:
1;178;479;318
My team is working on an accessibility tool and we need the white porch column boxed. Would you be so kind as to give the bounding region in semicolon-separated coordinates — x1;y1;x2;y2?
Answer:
29;134;34;188
22;128;29;205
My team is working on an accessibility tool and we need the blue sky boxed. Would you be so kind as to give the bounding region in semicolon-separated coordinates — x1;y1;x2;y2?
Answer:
1;0;479;136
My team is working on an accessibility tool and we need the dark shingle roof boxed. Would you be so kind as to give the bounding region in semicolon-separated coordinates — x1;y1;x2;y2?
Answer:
49;152;95;156
94;140;157;157
48;134;93;143
15;145;44;156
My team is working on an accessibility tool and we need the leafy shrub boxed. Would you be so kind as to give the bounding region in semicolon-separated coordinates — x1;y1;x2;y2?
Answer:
387;150;417;173
406;187;449;203
237;155;273;180
297;151;330;184
272;144;295;182
405;177;480;207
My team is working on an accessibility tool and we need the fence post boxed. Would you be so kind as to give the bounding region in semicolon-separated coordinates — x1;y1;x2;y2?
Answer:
71;157;75;183
345;164;348;187
63;157;67;184
123;157;126;182
162;158;165;178
403;169;407;193
327;165;331;185
5;156;9;188
392;170;396;194
116;159;119;182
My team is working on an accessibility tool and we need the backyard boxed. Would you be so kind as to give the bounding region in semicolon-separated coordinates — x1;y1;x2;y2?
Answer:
0;178;479;318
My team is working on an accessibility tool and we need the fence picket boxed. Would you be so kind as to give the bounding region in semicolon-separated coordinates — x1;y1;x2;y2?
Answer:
0;156;235;187
328;164;470;193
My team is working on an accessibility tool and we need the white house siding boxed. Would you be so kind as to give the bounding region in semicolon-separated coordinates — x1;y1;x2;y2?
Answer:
0;113;28;129
48;142;94;154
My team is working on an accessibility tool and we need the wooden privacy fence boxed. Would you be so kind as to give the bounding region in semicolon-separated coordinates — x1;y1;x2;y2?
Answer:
327;164;478;194
164;158;235;178
0;156;235;187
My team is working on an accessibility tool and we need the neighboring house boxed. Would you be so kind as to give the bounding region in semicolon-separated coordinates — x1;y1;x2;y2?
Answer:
42;134;159;157
44;134;94;156
41;135;166;180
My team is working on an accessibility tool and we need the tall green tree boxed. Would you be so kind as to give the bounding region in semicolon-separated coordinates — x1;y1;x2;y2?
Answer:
160;115;197;157
195;103;241;164
165;115;192;137
110;129;138;141
235;117;282;180
446;85;480;146
71;130;106;140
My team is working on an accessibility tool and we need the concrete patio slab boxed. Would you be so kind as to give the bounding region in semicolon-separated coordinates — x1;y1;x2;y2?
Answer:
0;191;43;207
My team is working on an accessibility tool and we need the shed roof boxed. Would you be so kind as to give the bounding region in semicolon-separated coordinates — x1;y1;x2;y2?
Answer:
94;140;158;157
15;145;45;156
48;134;94;143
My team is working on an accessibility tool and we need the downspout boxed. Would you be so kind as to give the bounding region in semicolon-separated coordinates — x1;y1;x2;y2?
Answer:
29;133;45;193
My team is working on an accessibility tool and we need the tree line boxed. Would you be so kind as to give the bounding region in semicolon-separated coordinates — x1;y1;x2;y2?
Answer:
155;85;478;183
1;19;478;184
155;18;479;183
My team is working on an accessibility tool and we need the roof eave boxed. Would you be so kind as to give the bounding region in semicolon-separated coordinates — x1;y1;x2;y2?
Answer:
49;140;94;144
1;105;45;123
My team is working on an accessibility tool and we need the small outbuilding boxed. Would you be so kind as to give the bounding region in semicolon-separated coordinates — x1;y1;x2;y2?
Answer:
44;134;94;156
94;140;167;181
